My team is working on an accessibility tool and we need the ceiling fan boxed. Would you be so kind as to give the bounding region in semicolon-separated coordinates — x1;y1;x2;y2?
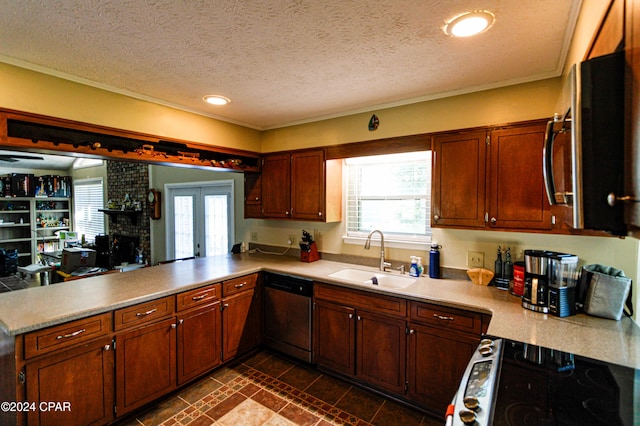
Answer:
0;154;44;162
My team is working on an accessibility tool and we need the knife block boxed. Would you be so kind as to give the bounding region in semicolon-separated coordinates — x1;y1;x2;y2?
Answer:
301;242;320;263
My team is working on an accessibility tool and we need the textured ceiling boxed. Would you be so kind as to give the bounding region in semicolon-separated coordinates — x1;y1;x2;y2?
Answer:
0;0;581;130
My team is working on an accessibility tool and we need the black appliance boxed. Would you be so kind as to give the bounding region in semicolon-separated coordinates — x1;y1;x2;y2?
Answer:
543;50;626;235
263;272;313;363
522;250;578;316
111;234;139;266
448;338;637;425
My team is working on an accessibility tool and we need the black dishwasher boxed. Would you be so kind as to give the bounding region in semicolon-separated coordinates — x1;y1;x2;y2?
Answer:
263;272;313;363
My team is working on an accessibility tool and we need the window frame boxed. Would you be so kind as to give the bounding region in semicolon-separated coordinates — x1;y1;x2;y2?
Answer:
342;151;432;250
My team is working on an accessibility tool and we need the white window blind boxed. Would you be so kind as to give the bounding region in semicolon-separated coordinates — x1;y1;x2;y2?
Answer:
345;151;431;243
73;178;105;243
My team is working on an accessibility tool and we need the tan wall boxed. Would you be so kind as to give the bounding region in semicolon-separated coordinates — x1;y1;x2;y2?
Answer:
0;62;261;153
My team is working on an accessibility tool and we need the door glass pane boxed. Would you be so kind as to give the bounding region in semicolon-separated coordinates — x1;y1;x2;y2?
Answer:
204;194;228;256
174;195;194;258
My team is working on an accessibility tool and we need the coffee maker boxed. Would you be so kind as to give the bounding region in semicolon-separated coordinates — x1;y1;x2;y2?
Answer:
547;252;579;317
522;250;578;316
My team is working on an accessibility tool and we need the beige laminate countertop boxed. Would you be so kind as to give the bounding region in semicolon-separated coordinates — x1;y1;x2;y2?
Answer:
1;253;639;369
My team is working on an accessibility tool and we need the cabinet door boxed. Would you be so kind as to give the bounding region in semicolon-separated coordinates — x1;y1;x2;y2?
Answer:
291;150;325;220
261;153;291;218
26;337;114;426
115;318;177;416
406;322;478;414
356;310;406;395
222;288;260;361
432;131;487;227
488;124;551;230
177;302;222;385
244;173;262;219
626;0;640;228
313;300;356;376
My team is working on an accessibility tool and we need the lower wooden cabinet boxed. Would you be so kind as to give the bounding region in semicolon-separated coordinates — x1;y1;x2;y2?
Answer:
406;322;479;414
115;318;177;416
314;300;356;375
177;302;222;385
314;283;488;416
25;337;114;426
314;285;407;395
222;288;261;361
356;310;406;394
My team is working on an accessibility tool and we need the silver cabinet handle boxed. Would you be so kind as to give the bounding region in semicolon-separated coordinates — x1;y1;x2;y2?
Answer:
179;319;184;325
136;308;157;317
171;323;177;329
104;345;111;351
56;328;86;340
433;214;440;222
491;217;497;224
234;282;246;289
433;314;454;321
192;294;208;301
409;329;415;334
607;193;639;206
348;313;353;319
357;315;362;321
318;212;322;216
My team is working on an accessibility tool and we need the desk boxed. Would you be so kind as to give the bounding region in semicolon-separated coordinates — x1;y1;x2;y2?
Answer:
56;268;120;282
17;264;52;285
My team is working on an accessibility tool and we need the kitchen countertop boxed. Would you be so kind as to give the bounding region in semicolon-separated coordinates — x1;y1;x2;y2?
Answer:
1;253;639;369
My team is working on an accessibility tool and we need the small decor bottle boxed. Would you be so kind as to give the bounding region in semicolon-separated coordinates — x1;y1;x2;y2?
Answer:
409;256;419;277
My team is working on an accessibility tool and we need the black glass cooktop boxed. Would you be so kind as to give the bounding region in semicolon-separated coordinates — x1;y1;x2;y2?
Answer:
492;340;638;426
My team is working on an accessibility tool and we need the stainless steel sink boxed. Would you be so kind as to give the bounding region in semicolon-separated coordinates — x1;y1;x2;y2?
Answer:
328;268;416;289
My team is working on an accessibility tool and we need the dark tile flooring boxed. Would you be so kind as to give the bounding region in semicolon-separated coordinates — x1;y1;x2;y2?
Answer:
118;351;443;426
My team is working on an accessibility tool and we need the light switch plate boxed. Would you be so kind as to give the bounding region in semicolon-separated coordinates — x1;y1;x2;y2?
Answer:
468;251;484;268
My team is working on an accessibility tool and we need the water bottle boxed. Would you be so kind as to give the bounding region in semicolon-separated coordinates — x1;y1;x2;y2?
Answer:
429;243;441;279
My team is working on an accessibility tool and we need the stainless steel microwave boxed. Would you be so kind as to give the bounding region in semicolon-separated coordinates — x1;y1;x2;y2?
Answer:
543;50;626;235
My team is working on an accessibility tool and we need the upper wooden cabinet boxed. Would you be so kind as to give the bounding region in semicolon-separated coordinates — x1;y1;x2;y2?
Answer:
432;130;487;228
432;121;551;232
488;124;551;230
253;149;342;222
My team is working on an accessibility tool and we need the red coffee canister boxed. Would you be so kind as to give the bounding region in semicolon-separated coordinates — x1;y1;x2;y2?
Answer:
511;261;525;296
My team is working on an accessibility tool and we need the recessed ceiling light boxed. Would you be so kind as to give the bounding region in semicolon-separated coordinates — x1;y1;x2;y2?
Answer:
444;11;495;38
203;95;231;105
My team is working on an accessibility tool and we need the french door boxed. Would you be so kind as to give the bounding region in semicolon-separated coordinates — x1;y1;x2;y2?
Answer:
166;181;234;260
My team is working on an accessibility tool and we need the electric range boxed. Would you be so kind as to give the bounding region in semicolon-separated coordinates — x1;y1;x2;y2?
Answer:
448;337;638;425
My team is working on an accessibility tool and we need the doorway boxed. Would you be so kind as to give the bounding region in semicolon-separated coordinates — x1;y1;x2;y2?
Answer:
165;181;234;260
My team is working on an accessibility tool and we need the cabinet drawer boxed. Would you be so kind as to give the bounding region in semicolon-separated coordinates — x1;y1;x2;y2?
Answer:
410;301;482;334
177;283;221;312
314;283;407;318
24;312;112;359
114;296;175;331
223;274;258;296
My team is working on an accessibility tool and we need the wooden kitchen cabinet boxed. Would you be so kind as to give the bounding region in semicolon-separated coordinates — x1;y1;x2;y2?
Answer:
244;172;262;219
261;153;291;218
115;318;177;416
487;123;551;230
313;283;407;394
24;337;114;426
432;130;487;228
432;121;551;231
176;283;223;385
257;150;341;222
221;274;262;361
406;302;486;414
314;300;356;375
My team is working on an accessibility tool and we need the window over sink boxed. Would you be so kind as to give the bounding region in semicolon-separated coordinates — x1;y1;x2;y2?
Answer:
343;151;431;249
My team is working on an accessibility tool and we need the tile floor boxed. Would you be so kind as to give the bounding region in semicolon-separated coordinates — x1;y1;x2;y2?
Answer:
0;274;38;292
118;351;443;426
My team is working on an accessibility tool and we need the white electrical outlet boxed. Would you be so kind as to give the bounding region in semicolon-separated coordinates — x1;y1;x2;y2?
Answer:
467;251;484;268
250;231;258;242
287;235;296;245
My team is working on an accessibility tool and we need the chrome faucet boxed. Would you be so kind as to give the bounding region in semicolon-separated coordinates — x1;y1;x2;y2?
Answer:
364;230;391;271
